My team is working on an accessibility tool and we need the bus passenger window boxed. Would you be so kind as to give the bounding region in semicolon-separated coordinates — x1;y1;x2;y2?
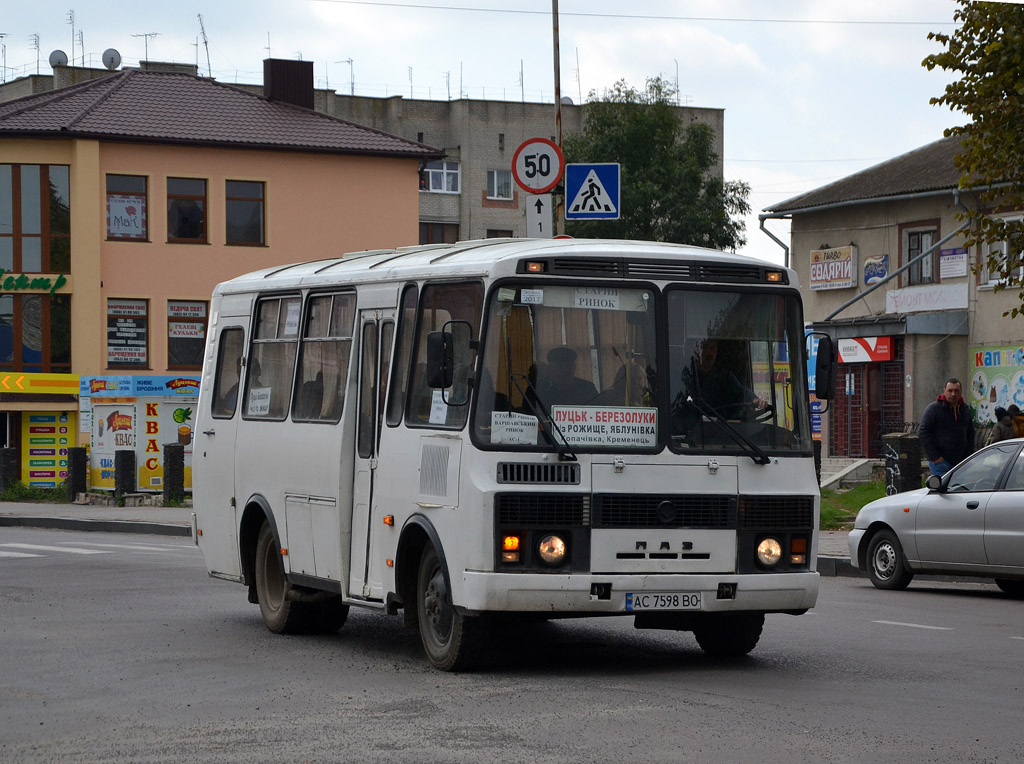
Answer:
293;292;355;423
211;327;245;418
244;296;301;420
407;282;483;429
386;284;417;427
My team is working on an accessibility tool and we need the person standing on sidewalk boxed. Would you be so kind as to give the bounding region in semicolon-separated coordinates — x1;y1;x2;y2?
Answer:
919;378;975;477
988;406;1016;444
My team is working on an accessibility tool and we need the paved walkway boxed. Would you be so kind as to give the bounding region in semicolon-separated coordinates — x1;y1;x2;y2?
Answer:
0;500;858;575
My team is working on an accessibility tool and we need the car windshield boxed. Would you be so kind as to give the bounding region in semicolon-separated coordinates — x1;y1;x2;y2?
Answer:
472;283;657;451
667;287;811;455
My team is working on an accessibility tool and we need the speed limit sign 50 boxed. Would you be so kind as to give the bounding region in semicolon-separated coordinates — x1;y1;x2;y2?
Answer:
512;137;565;194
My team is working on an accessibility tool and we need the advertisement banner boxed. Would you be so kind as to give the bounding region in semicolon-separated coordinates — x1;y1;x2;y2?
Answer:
20;412;75;488
970;344;1024;423
838;337;891;363
809;246;857;291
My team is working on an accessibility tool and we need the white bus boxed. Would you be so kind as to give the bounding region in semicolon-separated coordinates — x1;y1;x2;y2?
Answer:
193;238;834;670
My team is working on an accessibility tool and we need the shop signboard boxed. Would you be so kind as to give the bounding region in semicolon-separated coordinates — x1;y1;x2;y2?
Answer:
20;412;75;488
809;246;857;290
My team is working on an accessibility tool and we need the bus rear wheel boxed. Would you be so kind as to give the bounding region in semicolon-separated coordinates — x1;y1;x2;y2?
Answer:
255;523;308;634
693;612;764;657
416;545;484;671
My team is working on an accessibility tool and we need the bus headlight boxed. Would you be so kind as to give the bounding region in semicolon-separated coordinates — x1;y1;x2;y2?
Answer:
757;537;783;567
538;534;567;565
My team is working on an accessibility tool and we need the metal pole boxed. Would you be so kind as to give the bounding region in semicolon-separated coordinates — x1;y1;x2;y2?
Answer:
553;0;564;235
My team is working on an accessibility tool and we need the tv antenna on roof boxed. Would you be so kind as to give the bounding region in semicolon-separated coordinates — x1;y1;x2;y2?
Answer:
131;32;159;62
196;14;212;77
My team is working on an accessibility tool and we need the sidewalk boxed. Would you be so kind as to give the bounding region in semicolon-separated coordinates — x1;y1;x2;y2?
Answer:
0;499;860;576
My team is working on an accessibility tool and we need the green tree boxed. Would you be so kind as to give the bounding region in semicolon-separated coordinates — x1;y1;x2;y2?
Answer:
924;1;1024;316
562;77;750;250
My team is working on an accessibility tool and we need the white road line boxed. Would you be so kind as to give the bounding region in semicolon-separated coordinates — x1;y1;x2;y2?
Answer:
1011;636;1024;641
70;542;179;552
873;620;953;631
0;550;43;558
0;543;110;555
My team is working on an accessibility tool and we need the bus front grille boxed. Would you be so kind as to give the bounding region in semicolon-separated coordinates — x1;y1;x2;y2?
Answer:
738;495;815;529
496;462;581;485
592;494;736;529
496;493;588;526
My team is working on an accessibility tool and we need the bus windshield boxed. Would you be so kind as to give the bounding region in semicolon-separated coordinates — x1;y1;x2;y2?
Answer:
472;282;811;455
473;283;658;451
667;287;811;456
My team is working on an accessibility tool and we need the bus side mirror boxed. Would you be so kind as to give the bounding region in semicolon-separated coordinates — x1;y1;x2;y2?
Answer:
813;334;836;402
426;331;454;388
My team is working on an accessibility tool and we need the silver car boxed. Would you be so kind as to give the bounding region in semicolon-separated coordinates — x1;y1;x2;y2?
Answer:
848;438;1024;596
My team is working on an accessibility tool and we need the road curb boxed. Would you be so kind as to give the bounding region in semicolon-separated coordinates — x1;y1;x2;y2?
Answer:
0;515;191;538
817;556;861;578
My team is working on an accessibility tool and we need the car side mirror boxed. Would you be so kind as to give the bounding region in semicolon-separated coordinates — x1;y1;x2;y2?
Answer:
925;474;944;491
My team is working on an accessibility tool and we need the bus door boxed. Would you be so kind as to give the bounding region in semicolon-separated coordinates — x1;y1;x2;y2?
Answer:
349;309;395;600
197;322;247;578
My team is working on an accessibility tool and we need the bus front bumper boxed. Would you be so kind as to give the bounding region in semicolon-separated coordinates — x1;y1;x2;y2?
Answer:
459;571;819;614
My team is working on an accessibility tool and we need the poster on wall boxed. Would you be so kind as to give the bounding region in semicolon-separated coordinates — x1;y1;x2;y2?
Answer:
970;344;1024;423
809;246;857;291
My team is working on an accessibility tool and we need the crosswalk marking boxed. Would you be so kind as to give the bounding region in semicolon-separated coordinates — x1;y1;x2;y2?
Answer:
0;543;111;555
0;550;43;558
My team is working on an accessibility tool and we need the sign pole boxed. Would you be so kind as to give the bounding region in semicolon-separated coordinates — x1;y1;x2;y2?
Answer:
552;0;565;235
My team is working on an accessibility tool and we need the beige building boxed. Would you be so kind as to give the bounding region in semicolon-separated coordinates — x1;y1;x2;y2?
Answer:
762;136;1021;458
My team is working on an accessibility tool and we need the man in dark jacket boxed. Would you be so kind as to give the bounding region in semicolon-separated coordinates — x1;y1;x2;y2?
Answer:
919;378;975;477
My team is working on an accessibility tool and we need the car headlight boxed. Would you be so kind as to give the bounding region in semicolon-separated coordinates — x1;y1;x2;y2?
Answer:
757;537;783;567
538;534;567;565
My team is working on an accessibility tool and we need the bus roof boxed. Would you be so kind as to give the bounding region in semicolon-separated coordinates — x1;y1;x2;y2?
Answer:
213;238;796;295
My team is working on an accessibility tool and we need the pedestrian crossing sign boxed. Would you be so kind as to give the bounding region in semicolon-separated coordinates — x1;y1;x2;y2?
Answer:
565;163;620;220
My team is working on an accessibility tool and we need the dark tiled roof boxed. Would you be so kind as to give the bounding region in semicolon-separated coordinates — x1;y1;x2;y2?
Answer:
0;68;442;159
766;135;963;213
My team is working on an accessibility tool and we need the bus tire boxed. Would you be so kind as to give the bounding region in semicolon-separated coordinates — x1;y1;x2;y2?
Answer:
255;522;309;634
416;545;483;671
693;612;764;657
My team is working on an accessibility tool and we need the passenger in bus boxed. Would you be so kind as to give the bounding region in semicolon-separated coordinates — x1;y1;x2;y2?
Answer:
536;346;598;406
682;338;764;420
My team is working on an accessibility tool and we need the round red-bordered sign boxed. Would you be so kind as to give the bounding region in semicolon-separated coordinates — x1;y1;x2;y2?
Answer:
512;137;565;194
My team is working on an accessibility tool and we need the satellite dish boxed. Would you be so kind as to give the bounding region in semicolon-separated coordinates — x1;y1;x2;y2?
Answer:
560;96;574;105
48;50;69;68
102;49;122;71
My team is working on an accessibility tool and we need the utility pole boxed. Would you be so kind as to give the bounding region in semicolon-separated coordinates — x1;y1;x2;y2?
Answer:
552;0;564;235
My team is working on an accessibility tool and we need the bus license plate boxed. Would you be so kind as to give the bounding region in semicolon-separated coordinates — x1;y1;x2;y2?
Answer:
625;592;701;611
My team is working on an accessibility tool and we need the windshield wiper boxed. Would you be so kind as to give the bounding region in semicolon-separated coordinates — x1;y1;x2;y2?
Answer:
509;373;578;462
684;394;771;465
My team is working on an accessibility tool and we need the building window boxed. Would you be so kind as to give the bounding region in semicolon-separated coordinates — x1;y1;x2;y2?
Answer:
903;226;938;285
0;294;71;373
226;180;265;246
486;169;513;200
107;299;149;369
422;161;460;194
419;222;459;244
982;217;1024;286
106;174;147;240
167;300;208;370
0;163;70;273
486;229;514;239
167;177;207;243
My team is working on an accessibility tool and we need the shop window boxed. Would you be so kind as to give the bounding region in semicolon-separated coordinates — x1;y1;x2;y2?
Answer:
106;174;148;241
107;299;149;369
486;169;513;200
167;177;207;243
226;180;265;246
0;293;71;373
244;295;301;420
167;300;208;370
0;163;70;273
419;222;459;245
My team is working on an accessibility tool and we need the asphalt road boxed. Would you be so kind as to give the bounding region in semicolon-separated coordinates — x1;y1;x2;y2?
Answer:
2;526;1022;764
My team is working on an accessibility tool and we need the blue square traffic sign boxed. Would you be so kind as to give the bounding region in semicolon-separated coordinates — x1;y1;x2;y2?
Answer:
565;163;620;220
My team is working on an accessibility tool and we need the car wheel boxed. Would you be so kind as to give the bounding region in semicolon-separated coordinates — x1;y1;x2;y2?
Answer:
416;545;485;671
866;529;913;591
255;522;309;634
995;579;1024;598
693;612;764;657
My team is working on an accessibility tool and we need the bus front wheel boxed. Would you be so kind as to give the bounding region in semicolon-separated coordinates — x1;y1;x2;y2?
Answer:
693;612;764;657
255;522;308;634
416;545;483;671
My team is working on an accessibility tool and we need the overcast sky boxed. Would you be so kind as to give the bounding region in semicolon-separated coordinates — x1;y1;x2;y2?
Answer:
4;0;977;263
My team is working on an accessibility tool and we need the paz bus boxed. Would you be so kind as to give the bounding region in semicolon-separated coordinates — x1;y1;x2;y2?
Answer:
192;237;834;671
